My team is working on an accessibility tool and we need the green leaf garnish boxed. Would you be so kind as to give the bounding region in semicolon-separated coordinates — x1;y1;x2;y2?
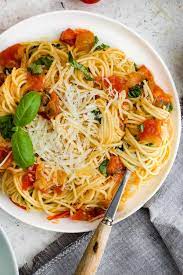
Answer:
14;91;41;127
99;159;109;177
34;56;53;69
94;36;99;45
128;84;143;98
95;43;110;51
166;102;173;112
12;128;35;169
68;52;93;81
91;108;102;123
27;63;43;75
0;115;15;140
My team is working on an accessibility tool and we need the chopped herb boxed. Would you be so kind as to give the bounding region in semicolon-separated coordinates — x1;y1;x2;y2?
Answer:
166;102;173;112
3;67;13;75
95;43;110;51
99;159;109;177
0;115;15;140
138;124;144;133
91;108;102;123
146;143;153;147
27;63;43;75
134;63;138;71
68;52;93;81
35;56;53;69
128;84;143;98
94;36;99;45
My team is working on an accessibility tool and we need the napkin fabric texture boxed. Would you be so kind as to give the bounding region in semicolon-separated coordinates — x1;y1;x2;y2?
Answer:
20;105;183;275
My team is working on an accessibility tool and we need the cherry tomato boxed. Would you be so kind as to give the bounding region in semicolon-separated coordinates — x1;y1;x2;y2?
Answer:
0;44;24;67
80;0;101;3
60;28;77;46
27;73;44;91
107;155;125;175
139;119;162;145
104;75;128;93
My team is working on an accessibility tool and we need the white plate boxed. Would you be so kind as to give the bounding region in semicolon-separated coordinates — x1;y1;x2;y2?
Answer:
0;11;181;232
0;227;18;275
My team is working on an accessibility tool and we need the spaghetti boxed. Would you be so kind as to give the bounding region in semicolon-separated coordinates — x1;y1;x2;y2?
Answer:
0;28;173;221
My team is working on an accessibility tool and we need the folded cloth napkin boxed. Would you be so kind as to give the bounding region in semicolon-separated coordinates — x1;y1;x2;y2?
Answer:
20;107;183;275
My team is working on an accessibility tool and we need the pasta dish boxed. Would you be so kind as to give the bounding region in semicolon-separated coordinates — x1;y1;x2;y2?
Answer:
0;28;173;221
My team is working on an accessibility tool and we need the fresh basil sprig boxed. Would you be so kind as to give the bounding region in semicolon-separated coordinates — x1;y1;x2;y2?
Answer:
68;52;93;81
0;115;15;139
0;91;41;168
12;128;35;169
14;91;41;127
128;84;143;98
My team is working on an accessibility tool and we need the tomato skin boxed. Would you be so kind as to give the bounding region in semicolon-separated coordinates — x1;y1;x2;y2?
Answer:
107;155;125;175
47;211;70;220
27;73;44;91
80;0;101;3
104;75;128;93
0;44;24;67
75;30;94;51
60;28;77;46
139;119;162;144
71;208;105;221
22;164;38;191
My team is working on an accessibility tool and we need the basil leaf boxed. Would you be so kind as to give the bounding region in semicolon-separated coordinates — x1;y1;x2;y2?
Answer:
0;115;15;140
91;108;102;123
14;91;41;127
128;84;143;98
12;128;35;169
27;63;42;75
166;102;173;112
94;36;99;45
138;124;144;132
35;56;53;69
68;52;93;81
95;43;110;51
99;159;109;177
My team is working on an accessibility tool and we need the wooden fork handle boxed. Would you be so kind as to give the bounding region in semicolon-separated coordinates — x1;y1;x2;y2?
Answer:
75;220;112;275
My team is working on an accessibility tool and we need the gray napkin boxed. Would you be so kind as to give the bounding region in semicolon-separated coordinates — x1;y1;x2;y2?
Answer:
20;105;183;275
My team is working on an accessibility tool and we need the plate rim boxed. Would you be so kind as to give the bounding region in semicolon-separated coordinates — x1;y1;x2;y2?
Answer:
0;226;19;275
0;10;181;232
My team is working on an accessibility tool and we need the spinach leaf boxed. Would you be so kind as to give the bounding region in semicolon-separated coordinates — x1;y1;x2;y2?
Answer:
68;52;93;81
95;43;110;51
166;102;173;112
12;128;35;169
27;63;43;75
14;91;41;127
0;115;15;139
128;84;143;98
91;108;102;123
99;159;109;177
35;56;53;69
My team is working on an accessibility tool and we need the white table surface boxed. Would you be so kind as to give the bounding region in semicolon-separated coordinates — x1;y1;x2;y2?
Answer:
0;0;182;269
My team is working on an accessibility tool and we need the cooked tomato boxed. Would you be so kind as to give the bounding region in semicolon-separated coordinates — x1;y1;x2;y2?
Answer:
107;155;125;175
45;91;61;118
0;73;5;86
75;30;94;51
27;73;44;91
80;0;101;3
60;28;77;46
0;148;12;169
113;173;124;185
47;211;70;220
139;119;162;145
53;186;62;194
104;75;128;93
71;208;105;221
0;44;24;67
22;164;38;191
153;85;171;107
